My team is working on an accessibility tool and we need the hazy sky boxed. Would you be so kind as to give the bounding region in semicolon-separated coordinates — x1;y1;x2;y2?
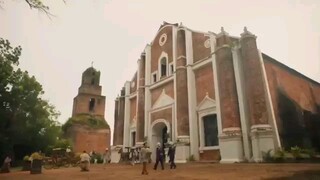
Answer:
1;0;320;143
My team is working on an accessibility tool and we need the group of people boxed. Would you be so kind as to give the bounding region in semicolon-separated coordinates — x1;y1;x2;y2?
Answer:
140;141;176;175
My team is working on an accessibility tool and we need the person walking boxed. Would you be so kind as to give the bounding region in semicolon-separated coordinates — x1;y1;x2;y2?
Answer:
153;142;164;170
140;142;151;175
0;155;12;173
168;142;176;169
103;148;111;169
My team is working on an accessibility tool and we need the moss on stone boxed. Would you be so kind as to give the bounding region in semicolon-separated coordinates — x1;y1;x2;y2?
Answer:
62;114;109;132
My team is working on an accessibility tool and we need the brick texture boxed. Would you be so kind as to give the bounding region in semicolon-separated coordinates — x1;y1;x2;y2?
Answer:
192;32;211;63
151;26;173;73
150;82;174;106
199;150;220;161
150;107;172;124
194;63;215;105
215;42;241;129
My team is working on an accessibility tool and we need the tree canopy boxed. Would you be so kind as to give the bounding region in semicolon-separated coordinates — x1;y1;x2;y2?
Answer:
0;38;63;161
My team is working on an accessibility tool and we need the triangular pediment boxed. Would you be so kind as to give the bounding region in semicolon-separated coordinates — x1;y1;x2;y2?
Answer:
152;89;174;109
197;94;216;111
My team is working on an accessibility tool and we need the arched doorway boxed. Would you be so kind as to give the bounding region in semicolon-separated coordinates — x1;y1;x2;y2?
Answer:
150;120;170;162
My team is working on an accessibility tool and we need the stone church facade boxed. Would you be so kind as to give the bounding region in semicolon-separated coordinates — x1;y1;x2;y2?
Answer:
111;22;320;163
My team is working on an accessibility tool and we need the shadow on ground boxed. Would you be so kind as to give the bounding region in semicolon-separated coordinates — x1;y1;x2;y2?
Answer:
264;170;320;180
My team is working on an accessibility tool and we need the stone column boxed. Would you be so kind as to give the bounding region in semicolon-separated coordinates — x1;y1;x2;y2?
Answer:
175;27;190;163
215;27;243;163
113;98;119;145
123;81;131;147
136;53;146;144
176;28;190;137
117;88;125;146
240;27;275;162
111;97;121;163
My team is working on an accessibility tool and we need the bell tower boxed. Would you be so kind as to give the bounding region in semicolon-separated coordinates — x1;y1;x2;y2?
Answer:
72;67;105;117
65;66;110;154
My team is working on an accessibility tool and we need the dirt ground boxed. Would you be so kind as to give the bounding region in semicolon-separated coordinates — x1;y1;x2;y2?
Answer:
1;163;320;180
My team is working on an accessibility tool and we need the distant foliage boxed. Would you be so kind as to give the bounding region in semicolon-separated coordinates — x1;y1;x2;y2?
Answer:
0;38;62;161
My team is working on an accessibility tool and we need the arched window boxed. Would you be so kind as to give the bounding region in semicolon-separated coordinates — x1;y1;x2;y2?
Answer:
160;57;167;77
89;98;95;112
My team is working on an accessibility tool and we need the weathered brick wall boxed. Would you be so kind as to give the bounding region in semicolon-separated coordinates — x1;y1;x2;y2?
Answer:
150;108;172;124
263;56;320;131
73;94;105;117
150;82;174;106
151;26;173;73
215;43;241;129
68;125;110;154
78;85;102;95
192;32;211;63
194;63;215;105
199;150;220;161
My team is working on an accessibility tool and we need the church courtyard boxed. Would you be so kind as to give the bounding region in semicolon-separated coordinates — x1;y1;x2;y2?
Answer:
1;163;320;180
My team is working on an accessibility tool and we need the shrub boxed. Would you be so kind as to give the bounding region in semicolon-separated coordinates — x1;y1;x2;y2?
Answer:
273;148;285;161
187;155;195;162
291;146;302;159
262;149;273;162
31;152;43;160
23;155;30;161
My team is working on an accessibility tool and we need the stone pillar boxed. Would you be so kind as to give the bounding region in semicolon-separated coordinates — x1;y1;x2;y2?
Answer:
136;53;146;144
113;98;119;145
240;27;275;162
215;27;244;163
123;82;131;147
111;97;121;163
175;27;190;163
117;88;125;145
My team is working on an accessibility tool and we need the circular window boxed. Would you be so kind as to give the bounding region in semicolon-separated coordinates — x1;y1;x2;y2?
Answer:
204;39;211;48
159;33;167;46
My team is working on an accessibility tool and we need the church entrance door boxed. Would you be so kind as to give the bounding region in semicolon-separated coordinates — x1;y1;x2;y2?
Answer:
151;121;169;162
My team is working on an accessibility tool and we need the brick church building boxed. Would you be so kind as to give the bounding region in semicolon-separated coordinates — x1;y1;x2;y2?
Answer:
111;22;320;163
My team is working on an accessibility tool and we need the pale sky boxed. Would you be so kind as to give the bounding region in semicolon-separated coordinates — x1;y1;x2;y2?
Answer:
1;0;320;144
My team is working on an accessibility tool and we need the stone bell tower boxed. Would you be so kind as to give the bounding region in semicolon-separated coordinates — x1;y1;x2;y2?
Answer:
72;67;106;117
65;66;110;154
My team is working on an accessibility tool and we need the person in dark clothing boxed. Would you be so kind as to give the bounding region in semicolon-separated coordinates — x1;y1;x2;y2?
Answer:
168;142;176;169
153;142;164;170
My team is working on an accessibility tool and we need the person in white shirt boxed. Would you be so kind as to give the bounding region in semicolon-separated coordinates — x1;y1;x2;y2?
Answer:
80;151;90;171
103;148;111;168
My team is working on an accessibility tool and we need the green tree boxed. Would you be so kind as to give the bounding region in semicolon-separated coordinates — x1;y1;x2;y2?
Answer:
0;38;62;161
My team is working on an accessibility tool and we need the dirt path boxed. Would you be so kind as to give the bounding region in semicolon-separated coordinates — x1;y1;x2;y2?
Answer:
1;163;320;180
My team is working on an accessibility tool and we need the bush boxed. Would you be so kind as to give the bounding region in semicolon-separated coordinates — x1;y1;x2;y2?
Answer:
187;155;195;162
273;148;285;161
291;146;302;159
262;149;273;162
31;152;43;160
23;155;30;161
